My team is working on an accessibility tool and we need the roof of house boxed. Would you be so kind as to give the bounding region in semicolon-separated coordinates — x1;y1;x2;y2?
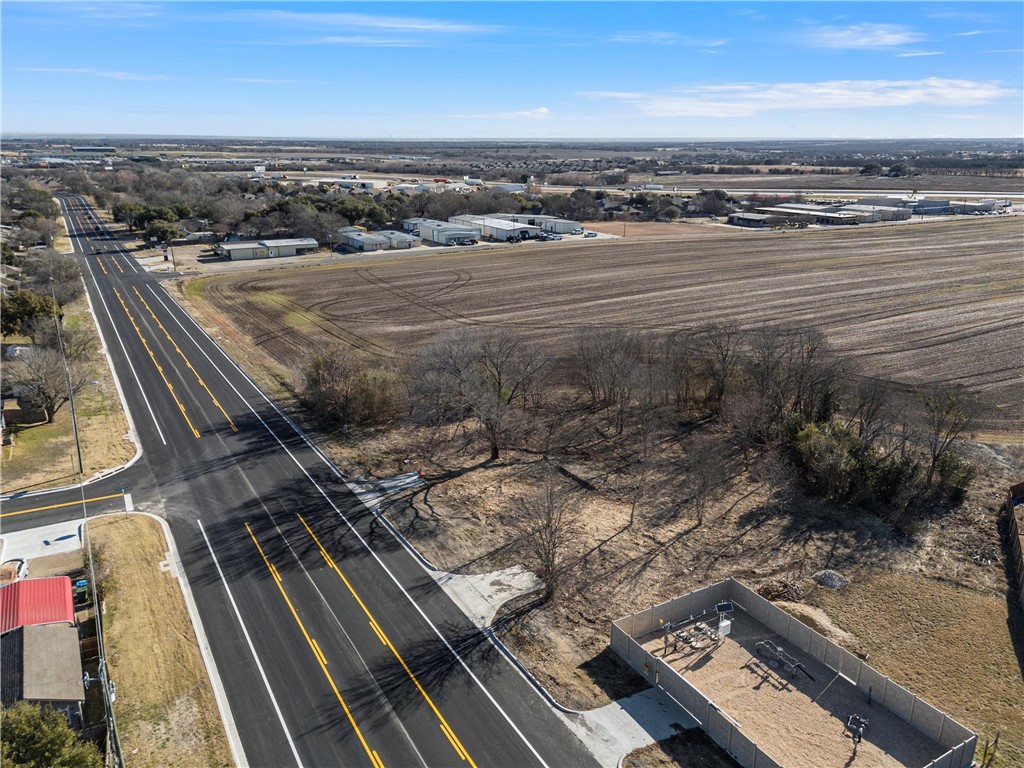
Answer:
258;238;319;248
22;624;85;702
0;577;75;635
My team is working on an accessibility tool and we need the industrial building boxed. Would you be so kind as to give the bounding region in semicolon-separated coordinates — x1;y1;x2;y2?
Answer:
406;219;481;246
449;215;542;241
332;179;387;191
838;204;911;222
376;230;422;249
727;212;778;228
214;237;319;260
492;214;582;234
755;206;862;225
337;228;389;252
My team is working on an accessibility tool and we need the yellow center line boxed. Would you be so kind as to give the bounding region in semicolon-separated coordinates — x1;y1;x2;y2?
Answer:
95;255;108;274
0;493;125;518
245;523;384;768
112;256;124;273
297;514;476;767
112;285;201;439
131;286;238;432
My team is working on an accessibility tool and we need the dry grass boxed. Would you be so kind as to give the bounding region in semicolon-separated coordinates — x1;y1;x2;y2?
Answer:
623;729;738;768
86;516;231;768
804;573;1024;766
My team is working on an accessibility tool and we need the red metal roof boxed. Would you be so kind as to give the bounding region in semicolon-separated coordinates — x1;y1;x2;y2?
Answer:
0;577;75;635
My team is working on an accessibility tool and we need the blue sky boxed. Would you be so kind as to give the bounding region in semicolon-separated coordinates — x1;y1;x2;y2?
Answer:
2;1;1022;139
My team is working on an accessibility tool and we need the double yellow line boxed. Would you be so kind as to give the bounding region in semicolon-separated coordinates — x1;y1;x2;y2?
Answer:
112;286;200;438
246;523;386;768
297;514;477;767
131;287;237;432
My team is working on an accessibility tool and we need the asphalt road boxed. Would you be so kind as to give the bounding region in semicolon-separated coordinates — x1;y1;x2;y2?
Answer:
1;196;598;768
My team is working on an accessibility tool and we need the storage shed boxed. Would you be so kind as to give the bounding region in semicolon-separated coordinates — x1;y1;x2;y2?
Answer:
449;215;542;241
418;220;481;246
215;238;318;260
494;214;581;234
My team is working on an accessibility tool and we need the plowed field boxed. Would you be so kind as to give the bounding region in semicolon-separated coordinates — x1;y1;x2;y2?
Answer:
196;218;1023;435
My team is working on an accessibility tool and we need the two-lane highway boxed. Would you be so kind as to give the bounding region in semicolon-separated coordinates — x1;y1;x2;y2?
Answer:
1;196;598;768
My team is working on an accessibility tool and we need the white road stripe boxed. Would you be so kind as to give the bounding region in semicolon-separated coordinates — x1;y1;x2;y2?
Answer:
147;285;553;768
197;518;304;768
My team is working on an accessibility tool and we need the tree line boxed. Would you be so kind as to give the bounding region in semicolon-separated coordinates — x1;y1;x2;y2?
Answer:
300;323;978;535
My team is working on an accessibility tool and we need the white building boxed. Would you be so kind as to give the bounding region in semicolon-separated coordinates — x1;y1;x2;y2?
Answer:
449;215;542;241
337;228;389;252
492;214;582;234
376;230;422;249
417;220;481;246
215;237;319;260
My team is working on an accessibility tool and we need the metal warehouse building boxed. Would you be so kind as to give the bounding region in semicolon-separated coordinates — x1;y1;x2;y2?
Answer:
416;220;481;246
449;215;542;241
493;214;582;234
214;237;319;260
337;228;389;252
376;230;422;249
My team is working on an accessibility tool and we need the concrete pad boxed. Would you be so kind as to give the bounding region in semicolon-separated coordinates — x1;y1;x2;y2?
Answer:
560;688;697;768
0;520;84;561
432;566;542;628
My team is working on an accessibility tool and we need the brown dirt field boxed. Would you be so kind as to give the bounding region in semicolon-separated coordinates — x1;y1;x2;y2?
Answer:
0;295;134;494
638;610;947;768
86;515;231;768
191;217;1023;436
626;172;1024;194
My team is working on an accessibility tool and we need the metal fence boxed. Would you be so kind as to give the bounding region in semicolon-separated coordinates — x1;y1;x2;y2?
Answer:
611;578;976;768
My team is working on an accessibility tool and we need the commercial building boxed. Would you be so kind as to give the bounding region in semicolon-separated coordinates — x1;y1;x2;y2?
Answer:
214;238;319;260
337;228;389;252
449;215;542;241
376;230;422;249
414;219;481;246
401;217;435;234
727;212;777;228
493;214;582;234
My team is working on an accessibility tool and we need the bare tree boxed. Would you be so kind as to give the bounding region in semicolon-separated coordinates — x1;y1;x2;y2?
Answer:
684;434;730;525
415;328;547;461
920;385;976;486
505;477;581;602
6;346;89;424
23;317;94;364
694;323;741;414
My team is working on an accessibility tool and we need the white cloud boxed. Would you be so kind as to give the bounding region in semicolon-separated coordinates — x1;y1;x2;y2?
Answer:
954;30;1003;37
245;11;499;34
18;66;167;81
610;32;726;47
581;78;1015;118
63;3;162;21
801;23;925;49
311;36;429;48
896;51;944;58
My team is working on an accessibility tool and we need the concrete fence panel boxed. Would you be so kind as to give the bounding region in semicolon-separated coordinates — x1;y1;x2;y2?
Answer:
911;699;946;743
938;715;972;747
745;593;772;625
753;748;784;768
882;679;916;722
689;585;713;616
958;735;977;767
785;618;812;652
838;648;863;683
766;605;791;637
710;580;730;606
924;748;953;768
670;673;709;727
806;630;828;665
611;624;630;656
670;594;693;625
855;663;886;703
728;727;757;768
823;639;843;671
705;707;734;756
633;606;656;637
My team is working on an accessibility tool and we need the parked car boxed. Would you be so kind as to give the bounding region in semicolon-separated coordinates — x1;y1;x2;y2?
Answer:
571;228;584;235
508;236;522;243
583;231;598;238
549;234;563;240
